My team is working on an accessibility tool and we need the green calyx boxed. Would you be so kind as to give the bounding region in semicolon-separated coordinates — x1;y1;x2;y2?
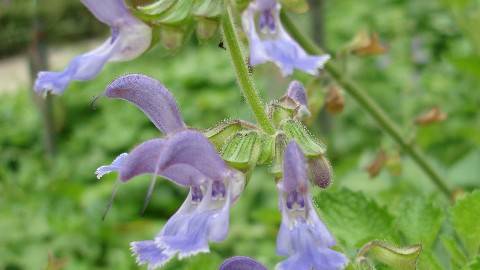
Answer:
281;119;327;157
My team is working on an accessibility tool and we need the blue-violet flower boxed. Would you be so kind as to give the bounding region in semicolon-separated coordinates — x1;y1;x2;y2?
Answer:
34;0;152;95
276;141;347;270
242;0;330;76
96;74;245;269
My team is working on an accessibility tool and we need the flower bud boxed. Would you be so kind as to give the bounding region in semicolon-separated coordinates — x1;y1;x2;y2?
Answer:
308;155;332;189
414;107;447;126
196;17;219;40
160;27;185;50
347;30;387;56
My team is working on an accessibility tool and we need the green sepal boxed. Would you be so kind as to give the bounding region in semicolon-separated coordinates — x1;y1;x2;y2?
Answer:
269;102;295;127
196;17;219;40
204;119;257;151
221;131;260;171
257;133;275;165
192;0;223;17
271;133;288;178
135;0;194;25
135;0;176;17
281;119;327;157
357;240;422;270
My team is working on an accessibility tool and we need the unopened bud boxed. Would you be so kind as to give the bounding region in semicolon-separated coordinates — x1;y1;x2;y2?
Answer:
160;27;185;50
366;150;387;178
196;18;219;40
308;156;332;188
325;85;344;114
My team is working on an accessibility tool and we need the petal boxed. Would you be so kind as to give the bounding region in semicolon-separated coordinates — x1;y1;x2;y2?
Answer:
220;256;268;270
130;240;173;269
282;141;307;192
158;130;230;182
105;74;186;134
118;139;166;182
34;0;151;95
95;152;128;179
34;39;120;94
286;81;307;108
276;222;348;270
81;0;131;25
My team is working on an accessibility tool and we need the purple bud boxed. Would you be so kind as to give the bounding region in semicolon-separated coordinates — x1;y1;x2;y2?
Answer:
220;256;267;270
308;156;332;189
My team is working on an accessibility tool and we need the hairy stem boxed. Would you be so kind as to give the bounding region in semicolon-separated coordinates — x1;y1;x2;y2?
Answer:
280;11;451;198
221;4;276;135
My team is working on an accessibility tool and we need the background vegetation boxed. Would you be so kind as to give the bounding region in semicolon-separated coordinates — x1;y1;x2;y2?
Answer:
0;0;479;269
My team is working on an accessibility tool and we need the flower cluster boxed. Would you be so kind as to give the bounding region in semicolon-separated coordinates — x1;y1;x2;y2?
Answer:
37;0;347;269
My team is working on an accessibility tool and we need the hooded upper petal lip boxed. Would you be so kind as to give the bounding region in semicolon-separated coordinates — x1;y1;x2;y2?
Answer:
105;74;186;134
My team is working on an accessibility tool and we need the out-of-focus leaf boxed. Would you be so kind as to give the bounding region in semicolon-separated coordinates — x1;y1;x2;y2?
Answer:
451;190;480;255
441;235;468;269
394;196;444;249
315;189;396;250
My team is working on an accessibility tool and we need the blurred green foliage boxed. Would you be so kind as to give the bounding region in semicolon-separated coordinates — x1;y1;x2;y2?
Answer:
0;0;105;57
0;0;480;269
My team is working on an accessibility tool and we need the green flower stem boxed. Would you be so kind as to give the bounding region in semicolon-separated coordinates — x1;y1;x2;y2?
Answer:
280;11;452;198
221;5;276;135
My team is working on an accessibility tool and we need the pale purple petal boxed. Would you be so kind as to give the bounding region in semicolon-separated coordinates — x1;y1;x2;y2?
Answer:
276;223;347;270
157;130;231;182
286;81;307;107
242;1;330;76
105;74;186;134
282;141;307;192
220;256;267;270
81;0;131;25
95;152;128;179
130;240;173;269
118;139;166;182
34;0;151;95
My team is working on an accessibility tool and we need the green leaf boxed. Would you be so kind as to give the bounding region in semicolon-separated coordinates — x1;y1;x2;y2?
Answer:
394;196;444;248
462;257;480;270
357;240;422;270
441;235;468;269
451;190;480;256
315;189;396;250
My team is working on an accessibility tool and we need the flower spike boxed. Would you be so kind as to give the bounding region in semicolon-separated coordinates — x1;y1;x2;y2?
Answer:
242;0;330;76
34;0;152;95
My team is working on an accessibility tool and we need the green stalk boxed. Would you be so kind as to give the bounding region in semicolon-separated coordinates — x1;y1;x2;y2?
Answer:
280;11;452;198
221;5;276;135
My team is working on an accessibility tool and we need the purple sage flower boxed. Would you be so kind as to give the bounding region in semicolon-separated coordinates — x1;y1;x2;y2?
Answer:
220;256;267;270
95;74;245;269
276;141;348;270
242;0;330;76
34;0;152;95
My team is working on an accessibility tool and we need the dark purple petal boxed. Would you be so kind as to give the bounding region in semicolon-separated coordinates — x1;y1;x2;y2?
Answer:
105;74;186;134
220;256;267;270
282;141;307;192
